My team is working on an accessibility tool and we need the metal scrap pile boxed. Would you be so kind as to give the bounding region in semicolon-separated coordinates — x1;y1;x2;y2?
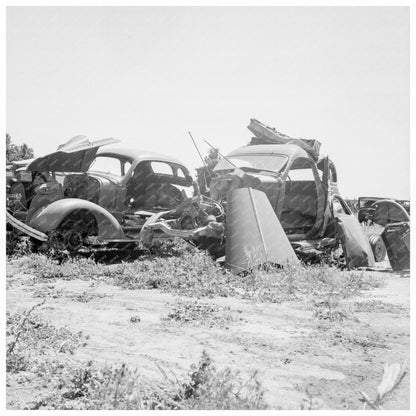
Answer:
6;120;410;273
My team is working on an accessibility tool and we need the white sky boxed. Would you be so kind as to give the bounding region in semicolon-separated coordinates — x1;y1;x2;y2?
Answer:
6;6;410;199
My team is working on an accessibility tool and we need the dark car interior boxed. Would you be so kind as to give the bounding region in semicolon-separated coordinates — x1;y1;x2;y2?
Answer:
279;158;320;234
126;161;193;210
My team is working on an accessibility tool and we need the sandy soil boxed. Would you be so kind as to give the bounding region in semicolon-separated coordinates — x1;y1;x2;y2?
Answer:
6;262;410;410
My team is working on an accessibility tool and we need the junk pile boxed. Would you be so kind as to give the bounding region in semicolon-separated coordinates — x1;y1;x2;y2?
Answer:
6;120;410;273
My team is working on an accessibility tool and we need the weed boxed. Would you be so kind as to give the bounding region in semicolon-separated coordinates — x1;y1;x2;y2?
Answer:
36;351;267;410
311;299;350;322
6;307;87;374
6;353;30;373
32;286;64;298
6;231;34;257
163;299;241;327
149;238;197;257
67;291;107;303
300;387;324;410
10;242;384;304
12;254;105;281
182;350;266;409
353;300;406;314
322;326;388;350
238;263;383;304
112;250;238;298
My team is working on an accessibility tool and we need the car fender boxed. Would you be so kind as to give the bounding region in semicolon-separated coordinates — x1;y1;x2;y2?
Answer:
27;198;125;240
371;199;410;226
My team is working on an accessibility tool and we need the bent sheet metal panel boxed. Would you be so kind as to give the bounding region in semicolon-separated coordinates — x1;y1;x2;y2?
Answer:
371;199;410;227
28;198;125;240
225;187;299;272
26;138;120;173
335;213;375;268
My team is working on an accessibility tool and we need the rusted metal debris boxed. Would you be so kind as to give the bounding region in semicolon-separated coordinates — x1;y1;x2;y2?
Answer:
6;121;409;272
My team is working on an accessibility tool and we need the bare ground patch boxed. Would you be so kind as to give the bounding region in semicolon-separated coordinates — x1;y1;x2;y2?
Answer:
6;253;410;410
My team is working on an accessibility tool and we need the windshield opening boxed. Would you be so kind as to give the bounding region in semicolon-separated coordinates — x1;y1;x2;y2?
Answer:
213;154;288;173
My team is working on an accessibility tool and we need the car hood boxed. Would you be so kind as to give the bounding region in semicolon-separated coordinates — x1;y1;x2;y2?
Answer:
26;136;119;173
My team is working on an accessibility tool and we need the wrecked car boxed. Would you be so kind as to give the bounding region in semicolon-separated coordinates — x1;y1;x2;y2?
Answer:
367;199;410;271
6;136;224;254
8;122;406;273
358;196;410;224
208;119;377;271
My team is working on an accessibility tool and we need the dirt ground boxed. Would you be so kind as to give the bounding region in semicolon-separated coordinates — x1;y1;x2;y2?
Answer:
6;259;410;410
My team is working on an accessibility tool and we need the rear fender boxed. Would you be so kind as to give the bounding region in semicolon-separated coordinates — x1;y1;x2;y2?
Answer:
371;199;410;226
27;198;125;240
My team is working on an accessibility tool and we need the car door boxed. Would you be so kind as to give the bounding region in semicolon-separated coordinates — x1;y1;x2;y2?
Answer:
332;196;375;268
317;156;330;237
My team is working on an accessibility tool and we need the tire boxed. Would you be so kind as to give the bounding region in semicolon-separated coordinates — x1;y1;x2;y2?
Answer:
57;210;98;254
368;233;387;262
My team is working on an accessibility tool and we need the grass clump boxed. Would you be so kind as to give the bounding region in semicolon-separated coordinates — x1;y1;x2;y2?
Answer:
6;231;34;257
113;250;237;298
353;300;406;314
36;351;266;410
237;263;384;304
6;306;87;374
163;299;243;327
9;240;384;303
11;254;105;281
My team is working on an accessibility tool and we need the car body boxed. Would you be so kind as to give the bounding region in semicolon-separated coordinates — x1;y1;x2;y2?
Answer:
358;196;410;223
209;119;375;269
6;138;222;252
5;124;378;270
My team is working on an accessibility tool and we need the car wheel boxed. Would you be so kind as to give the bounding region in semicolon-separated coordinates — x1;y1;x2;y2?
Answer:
57;210;98;254
368;233;387;262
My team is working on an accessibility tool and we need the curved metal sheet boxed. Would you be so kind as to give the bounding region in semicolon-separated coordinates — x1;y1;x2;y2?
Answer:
334;212;375;268
372;199;410;226
27;198;125;240
26;137;120;173
27;147;99;173
225;187;299;272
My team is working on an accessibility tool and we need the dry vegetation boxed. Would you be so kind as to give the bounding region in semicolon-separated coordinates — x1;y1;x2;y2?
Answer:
6;237;410;410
